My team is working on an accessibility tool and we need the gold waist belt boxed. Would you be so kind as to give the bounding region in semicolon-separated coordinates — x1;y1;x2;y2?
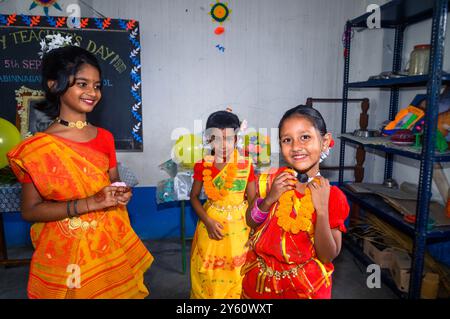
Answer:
257;256;311;281
208;200;248;213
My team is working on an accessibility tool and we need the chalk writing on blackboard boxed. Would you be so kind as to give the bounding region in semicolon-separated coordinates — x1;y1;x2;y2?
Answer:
0;14;144;151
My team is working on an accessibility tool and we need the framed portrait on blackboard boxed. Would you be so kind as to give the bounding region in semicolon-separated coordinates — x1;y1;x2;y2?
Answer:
0;14;143;151
15;86;50;138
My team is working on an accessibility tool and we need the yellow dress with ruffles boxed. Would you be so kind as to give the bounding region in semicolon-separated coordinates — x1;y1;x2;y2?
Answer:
190;157;251;299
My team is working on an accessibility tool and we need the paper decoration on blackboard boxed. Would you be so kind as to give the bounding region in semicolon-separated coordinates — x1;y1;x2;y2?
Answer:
29;0;62;16
210;1;230;23
0;14;144;150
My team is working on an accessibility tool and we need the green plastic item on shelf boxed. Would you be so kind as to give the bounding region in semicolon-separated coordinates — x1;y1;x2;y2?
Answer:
412;130;448;153
436;130;448;153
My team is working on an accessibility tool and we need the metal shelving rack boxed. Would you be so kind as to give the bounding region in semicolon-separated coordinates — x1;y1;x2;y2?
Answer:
339;0;450;299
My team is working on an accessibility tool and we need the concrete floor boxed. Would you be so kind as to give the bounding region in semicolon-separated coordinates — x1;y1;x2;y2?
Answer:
0;239;397;299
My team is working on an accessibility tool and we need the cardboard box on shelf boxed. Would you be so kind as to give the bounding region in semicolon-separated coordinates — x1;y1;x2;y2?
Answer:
363;239;394;269
389;250;439;296
389;250;412;292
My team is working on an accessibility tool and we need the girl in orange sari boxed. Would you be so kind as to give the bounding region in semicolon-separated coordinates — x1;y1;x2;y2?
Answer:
241;105;349;299
190;110;256;298
7;46;153;299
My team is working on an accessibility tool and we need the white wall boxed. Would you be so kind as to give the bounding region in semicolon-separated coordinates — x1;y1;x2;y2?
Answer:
87;0;374;186
4;0;447;197
0;0;94;16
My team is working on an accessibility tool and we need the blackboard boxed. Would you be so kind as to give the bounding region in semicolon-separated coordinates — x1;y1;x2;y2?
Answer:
0;14;143;151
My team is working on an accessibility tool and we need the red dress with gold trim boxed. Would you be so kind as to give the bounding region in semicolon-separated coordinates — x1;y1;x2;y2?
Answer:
241;167;349;299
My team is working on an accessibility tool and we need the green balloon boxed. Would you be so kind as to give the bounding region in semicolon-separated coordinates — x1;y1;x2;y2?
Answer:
0;118;22;169
173;134;203;169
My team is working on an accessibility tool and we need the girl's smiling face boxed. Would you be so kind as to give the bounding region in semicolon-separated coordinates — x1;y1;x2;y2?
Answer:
280;115;331;174
58;63;102;114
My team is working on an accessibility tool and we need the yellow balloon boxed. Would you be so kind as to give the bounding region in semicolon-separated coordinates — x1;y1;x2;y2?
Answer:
173;134;203;169
0;118;22;169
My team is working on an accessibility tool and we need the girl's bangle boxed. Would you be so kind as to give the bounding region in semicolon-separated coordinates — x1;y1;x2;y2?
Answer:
250;198;269;224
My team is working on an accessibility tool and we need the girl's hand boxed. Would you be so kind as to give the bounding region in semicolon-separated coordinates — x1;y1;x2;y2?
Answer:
204;217;224;240
115;186;132;205
308;176;330;215
89;186;121;210
264;171;297;207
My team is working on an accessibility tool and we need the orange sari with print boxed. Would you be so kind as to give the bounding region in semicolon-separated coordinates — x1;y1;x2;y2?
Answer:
190;155;252;299
7;133;153;299
241;167;349;299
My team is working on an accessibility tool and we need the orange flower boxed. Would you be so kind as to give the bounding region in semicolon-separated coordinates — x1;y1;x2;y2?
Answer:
275;183;315;234
225;182;234;188
202;150;239;202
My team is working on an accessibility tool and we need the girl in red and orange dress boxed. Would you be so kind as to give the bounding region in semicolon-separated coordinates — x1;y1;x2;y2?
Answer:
8;46;153;299
241;105;349;299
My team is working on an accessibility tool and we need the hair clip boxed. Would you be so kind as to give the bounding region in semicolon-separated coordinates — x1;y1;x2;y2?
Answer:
38;34;79;59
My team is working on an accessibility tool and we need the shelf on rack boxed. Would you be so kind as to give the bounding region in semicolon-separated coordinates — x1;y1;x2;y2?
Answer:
346;73;450;88
349;0;450;28
341;186;450;242
340;134;450;162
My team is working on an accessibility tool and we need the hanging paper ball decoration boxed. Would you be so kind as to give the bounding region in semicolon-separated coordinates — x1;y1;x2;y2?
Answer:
29;0;62;16
210;1;230;23
214;26;225;35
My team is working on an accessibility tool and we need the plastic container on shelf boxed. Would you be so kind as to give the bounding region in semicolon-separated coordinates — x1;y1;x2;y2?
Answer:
408;44;431;76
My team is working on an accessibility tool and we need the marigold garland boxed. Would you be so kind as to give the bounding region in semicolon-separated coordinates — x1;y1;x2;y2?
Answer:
202;151;238;201
275;178;319;234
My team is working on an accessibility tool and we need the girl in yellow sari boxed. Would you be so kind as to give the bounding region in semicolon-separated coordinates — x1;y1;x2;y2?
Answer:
7;45;153;299
190;110;256;298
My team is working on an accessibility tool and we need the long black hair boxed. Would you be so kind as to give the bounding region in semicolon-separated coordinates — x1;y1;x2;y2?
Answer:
35;45;102;118
278;105;327;137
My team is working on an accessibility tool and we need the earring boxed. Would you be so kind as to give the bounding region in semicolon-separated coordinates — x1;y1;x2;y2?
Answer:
319;148;330;163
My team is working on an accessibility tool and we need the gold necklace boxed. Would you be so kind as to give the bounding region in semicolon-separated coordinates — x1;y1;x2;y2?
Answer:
55;117;89;129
